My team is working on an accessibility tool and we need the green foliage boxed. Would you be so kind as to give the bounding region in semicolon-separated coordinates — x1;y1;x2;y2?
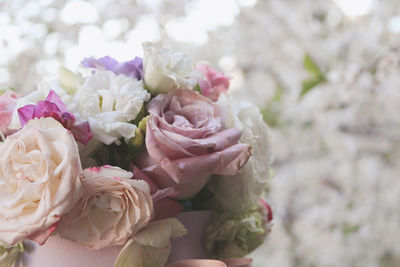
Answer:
0;242;25;267
342;223;360;236
300;53;326;98
204;207;267;259
131;104;147;126
0;87;15;95
261;85;283;127
191;183;216;211
303;53;321;76
114;218;187;267
193;83;202;94
91;114;149;170
127;115;148;153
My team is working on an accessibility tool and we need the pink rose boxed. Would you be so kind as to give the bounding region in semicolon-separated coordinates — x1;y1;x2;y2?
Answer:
0;118;83;245
0;90;18;137
196;64;230;101
58;166;153;250
135;89;251;199
130;165;183;221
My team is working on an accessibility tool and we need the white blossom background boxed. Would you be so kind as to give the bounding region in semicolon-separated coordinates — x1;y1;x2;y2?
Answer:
2;0;400;266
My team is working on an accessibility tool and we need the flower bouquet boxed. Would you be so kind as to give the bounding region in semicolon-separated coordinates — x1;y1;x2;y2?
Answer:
0;43;273;267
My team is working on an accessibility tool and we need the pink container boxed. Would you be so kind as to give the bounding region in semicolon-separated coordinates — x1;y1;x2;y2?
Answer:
167;210;213;263
222;258;253;267
167;259;226;267
19;235;120;267
18;210;213;267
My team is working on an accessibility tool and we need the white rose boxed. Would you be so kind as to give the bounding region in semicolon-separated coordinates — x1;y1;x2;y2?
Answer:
69;70;150;145
220;94;271;184
58;166;153;250
0;117;83;245
214;94;272;210
143;42;199;94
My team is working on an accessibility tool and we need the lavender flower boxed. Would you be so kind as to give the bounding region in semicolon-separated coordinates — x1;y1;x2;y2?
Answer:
82;56;143;80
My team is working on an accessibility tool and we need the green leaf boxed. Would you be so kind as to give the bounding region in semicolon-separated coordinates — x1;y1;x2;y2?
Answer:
300;53;326;98
342;223;360;236
204;208;267;258
261;85;284;127
300;75;325;98
127;116;149;154
131;105;147;126
261;107;280;127
113;218;187;267
193;83;202;94
272;84;283;102
303;53;321;76
0;242;25;267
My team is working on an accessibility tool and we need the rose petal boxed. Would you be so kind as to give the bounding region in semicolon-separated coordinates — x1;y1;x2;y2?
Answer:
130;164;183;220
69;122;93;145
45;89;68;113
27;222;59;245
196;64;230;101
259;198;273;222
17;105;35;127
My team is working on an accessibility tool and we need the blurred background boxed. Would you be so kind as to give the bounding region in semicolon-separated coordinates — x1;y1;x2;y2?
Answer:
1;0;400;266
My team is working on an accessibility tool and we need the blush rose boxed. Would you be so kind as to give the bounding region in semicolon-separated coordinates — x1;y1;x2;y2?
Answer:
58;166;153;250
135;89;252;199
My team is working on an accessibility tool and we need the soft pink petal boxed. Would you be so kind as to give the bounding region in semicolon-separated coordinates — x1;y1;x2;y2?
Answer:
131;164;159;193
143;143;251;185
45;90;68;113
18;91;92;144
212;143;252;175
137;89;250;199
70;122;93;145
0;91;18;135
196;64;230;101
27;222;59;245
152;187;179;202
260;198;273;222
146;115;239;161
153;198;183;221
33;101;59;119
130;164;183;219
17;105;35;127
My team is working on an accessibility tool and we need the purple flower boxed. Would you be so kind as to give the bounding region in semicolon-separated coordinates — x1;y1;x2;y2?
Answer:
82;56;143;80
18;90;93;145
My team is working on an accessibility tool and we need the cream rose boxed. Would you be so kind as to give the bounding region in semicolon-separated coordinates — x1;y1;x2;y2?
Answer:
143;42;199;94
0;117;83;245
58;166;153;250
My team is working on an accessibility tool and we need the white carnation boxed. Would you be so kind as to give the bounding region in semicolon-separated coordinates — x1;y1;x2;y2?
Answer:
69;70;150;145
